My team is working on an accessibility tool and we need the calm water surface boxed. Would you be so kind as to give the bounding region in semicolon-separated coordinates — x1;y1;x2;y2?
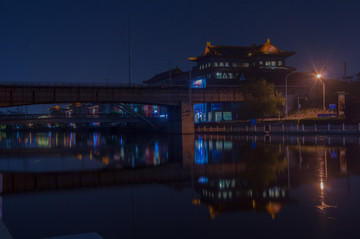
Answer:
0;131;359;239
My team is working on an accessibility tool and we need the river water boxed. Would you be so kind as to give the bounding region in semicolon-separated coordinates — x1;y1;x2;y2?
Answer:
0;131;359;239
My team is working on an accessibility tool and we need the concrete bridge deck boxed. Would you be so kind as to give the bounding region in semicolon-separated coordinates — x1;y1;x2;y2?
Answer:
0;83;245;134
0;83;244;107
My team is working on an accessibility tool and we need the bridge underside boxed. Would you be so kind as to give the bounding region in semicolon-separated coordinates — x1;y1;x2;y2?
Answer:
0;85;245;134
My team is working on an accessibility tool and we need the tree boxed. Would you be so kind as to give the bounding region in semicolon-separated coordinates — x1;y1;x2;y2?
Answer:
242;79;284;120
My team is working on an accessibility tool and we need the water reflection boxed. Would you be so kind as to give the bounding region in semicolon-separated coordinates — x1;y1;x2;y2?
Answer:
192;135;360;221
0;131;170;172
0;133;360;238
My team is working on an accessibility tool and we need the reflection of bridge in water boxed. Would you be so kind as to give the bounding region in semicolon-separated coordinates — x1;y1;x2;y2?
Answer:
0;133;358;228
0;140;358;239
0;134;358;194
0;114;149;125
0;160;247;194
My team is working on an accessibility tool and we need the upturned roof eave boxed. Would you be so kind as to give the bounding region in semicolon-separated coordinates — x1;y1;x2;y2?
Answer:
189;53;252;62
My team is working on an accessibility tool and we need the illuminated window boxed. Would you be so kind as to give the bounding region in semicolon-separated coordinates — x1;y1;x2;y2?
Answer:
199;65;202;70
225;62;229;67
216;72;222;79
223;73;228;79
265;61;270;66
278;61;283;66
219;62;224;67
259;61;263;65
223;112;232;120
228;73;233;79
244;62;249;67
208;62;211;67
271;61;276;66
233;63;238;67
191;79;206;88
213;62;218;67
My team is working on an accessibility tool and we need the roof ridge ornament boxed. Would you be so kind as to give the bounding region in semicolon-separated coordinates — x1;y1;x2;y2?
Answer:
204;41;212;55
260;38;280;53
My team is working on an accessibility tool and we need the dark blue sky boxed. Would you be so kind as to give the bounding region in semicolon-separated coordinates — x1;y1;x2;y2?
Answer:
1;0;359;84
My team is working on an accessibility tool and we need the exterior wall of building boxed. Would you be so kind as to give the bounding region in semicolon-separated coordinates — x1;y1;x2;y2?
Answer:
190;55;292;86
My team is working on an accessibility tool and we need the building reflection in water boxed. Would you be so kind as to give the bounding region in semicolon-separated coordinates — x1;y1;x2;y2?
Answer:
192;176;290;219
191;135;355;219
0;131;170;172
195;136;235;164
0;133;358;221
193;135;290;219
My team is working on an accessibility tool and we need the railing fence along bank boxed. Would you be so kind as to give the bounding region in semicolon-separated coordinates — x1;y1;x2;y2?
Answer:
195;123;360;135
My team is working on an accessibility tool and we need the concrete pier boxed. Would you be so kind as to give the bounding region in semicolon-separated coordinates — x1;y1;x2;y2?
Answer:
168;101;194;134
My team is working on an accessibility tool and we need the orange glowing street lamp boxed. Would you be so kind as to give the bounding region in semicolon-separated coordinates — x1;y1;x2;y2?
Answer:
316;74;326;111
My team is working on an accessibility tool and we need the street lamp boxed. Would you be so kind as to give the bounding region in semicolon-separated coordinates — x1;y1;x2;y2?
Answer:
297;96;307;122
285;71;297;119
316;74;326;111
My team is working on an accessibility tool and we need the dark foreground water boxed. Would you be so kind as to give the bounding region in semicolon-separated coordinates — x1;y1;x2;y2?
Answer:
0;131;360;239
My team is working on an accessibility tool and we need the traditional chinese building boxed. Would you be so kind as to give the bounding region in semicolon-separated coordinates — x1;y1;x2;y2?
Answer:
144;39;296;122
144;39;295;87
188;39;295;87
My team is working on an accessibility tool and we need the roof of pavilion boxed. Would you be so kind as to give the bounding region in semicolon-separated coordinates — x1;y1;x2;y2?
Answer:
189;39;295;61
143;67;184;84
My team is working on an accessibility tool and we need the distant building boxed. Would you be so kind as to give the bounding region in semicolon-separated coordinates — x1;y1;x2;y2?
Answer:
48;105;65;118
144;39;295;87
143;67;184;86
188;39;295;86
144;39;296;122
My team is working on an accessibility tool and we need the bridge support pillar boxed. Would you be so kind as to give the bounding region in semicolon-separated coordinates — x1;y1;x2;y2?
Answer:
167;134;194;167
181;134;195;168
168;101;194;134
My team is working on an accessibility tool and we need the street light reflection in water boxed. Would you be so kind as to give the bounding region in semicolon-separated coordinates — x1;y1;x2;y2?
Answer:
0;132;359;239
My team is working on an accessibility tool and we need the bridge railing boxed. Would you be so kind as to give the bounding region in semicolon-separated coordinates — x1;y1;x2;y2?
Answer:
0;81;247;89
0;113;142;120
0;81;150;88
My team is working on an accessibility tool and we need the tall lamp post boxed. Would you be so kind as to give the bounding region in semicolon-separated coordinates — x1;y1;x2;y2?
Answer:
317;74;326;111
285;71;297;119
297;96;307;122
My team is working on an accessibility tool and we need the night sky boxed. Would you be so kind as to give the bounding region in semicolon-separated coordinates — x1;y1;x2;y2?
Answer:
1;0;360;85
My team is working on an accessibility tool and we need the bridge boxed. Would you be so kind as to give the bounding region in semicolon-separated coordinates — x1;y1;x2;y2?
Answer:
0;82;244;134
